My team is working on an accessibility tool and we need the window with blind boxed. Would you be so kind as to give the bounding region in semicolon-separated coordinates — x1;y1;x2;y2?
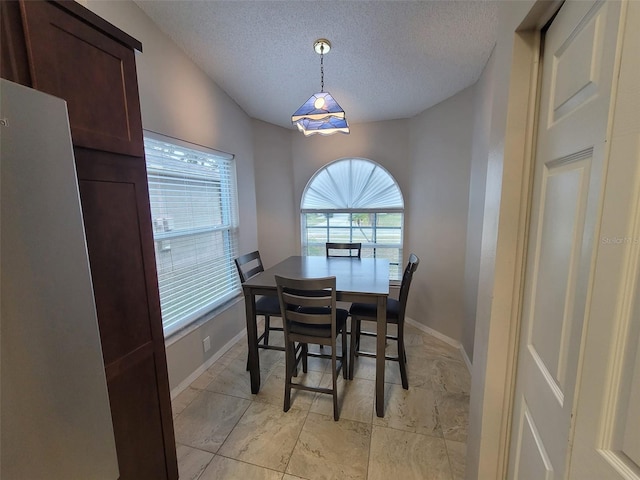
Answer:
144;133;239;336
301;158;404;281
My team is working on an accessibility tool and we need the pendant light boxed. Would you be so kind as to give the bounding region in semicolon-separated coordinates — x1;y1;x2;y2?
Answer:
291;39;350;136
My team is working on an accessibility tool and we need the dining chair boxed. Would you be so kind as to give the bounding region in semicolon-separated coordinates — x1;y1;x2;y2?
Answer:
325;242;362;344
325;242;362;258
235;251;284;358
348;253;419;389
276;275;349;420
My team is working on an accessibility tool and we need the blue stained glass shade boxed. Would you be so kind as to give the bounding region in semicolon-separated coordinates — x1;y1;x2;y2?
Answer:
295;116;350;137
291;91;346;122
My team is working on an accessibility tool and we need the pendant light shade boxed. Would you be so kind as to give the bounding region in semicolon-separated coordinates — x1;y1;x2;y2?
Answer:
291;92;346;122
291;39;349;136
295;116;350;137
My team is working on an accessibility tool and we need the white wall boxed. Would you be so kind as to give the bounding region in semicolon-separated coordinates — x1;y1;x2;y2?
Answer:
462;51;495;363
84;0;259;391
252;119;297;268
407;87;474;341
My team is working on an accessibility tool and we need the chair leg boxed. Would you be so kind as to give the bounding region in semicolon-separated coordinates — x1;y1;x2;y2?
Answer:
349;317;359;380
292;342;298;377
341;327;348;379
284;340;293;412
263;315;270;345
397;321;408;390
247;317;262;372
302;343;308;373
332;348;339;421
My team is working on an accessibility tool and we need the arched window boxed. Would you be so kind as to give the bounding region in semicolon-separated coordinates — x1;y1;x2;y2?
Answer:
301;158;404;280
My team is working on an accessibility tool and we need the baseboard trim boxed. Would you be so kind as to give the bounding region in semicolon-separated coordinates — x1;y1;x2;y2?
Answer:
405;317;460;347
405;317;472;373
459;344;472;373
170;327;247;400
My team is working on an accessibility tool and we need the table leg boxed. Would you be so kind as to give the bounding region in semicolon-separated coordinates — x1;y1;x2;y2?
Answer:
375;294;387;417
244;290;261;393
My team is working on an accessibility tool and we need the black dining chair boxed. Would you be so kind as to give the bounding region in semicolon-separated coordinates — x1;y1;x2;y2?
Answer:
325;242;362;258
325;242;362;344
235;251;284;357
348;253;419;389
276;275;348;420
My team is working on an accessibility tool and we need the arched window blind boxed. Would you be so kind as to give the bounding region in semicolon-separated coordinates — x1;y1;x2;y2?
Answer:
301;158;404;280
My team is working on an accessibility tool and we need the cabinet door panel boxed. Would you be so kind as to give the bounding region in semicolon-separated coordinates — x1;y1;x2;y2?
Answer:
108;353;171;480
78;177;154;363
20;1;143;156
0;1;30;85
75;147;177;480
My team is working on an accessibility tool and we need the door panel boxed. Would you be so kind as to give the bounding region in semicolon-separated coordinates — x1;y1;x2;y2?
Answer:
514;404;554;480
75;146;177;480
108;354;170;480
20;0;144;156
508;1;622;478
78;178;154;364
529;154;590;399
623;325;640;466
551;4;605;121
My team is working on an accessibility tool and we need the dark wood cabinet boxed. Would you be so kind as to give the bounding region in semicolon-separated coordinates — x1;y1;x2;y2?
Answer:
1;2;177;479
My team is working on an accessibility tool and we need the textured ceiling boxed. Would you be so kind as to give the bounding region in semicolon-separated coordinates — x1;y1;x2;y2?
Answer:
134;0;497;129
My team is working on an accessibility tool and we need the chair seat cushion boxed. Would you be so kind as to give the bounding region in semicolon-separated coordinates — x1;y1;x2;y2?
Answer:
349;298;400;323
255;295;282;316
289;308;349;337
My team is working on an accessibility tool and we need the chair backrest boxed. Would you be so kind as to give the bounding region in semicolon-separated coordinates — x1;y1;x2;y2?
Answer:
276;275;337;337
234;250;265;283
325;242;362;258
397;253;420;321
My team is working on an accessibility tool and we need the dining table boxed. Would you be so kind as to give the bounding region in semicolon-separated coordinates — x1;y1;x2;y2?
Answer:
241;255;390;417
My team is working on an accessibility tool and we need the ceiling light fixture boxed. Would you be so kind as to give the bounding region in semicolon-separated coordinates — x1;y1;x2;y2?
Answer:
291;39;350;136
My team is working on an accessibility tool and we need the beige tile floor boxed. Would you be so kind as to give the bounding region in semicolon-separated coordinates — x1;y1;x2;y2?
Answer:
172;321;470;480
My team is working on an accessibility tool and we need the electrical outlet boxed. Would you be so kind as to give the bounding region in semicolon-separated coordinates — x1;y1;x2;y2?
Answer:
203;336;211;353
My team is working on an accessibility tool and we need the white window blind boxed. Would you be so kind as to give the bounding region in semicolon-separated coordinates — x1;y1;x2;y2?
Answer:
301;158;404;281
144;134;239;336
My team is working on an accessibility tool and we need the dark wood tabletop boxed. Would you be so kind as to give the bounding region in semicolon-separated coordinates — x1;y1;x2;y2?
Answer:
241;256;389;297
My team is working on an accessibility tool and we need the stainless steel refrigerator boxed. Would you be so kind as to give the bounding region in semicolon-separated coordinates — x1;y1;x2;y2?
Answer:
1;79;119;479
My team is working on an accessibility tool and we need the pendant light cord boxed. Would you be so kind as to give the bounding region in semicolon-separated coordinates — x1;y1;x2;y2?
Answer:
320;44;324;92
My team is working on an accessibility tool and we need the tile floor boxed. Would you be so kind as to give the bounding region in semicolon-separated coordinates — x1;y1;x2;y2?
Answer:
172;320;470;480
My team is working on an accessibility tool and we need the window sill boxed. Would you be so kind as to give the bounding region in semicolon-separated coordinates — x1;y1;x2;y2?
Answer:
164;294;244;347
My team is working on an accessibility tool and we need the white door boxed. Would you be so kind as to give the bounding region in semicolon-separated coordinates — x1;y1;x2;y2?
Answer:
507;1;624;478
568;0;640;478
